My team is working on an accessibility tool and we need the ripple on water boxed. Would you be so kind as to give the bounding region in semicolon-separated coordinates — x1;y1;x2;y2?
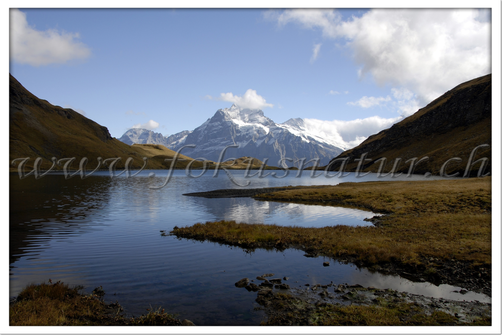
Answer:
9;172;490;325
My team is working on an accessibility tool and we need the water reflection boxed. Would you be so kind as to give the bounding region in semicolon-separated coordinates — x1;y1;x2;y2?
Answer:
10;176;113;267
9;171;489;325
189;197;374;227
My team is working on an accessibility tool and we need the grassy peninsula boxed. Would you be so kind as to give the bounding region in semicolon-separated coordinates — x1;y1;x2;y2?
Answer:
173;177;491;294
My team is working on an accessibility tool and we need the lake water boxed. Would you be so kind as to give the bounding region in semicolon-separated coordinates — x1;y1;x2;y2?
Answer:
9;169;490;325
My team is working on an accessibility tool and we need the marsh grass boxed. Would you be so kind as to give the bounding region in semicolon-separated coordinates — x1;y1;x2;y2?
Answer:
10;281;186;326
172;177;491;268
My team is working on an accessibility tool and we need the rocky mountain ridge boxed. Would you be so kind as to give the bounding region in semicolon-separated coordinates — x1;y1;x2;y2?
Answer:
120;104;346;168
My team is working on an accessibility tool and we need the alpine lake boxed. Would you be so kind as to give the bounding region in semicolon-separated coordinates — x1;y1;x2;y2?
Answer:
9;168;490;325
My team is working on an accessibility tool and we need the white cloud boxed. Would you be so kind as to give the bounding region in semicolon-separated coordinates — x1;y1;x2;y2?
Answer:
10;9;91;66
132;120;160;130
304;115;401;149
267;9;491;107
268;9;342;38
348;87;420;117
329;90;349;95
391;87;420;117
207;89;273;110
310;43;321;63
348;95;391;108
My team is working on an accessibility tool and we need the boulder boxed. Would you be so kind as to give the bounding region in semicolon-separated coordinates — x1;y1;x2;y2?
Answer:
235;278;250;288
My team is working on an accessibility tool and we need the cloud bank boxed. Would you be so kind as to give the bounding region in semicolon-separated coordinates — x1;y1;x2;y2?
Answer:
10;9;91;66
206;89;273;110
304;115;401;149
267;8;491;107
132;120;160;131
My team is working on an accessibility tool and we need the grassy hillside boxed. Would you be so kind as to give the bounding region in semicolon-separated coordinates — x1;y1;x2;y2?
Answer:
328;74;491;176
9;74;167;170
9;75;276;171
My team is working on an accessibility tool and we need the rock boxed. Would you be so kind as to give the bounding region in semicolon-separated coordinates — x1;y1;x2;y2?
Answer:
245;283;259;292
283;277;289;281
181;319;195;326
323;261;330;267
275;284;290;290
262;273;274;277
257;289;273;297
348;284;363;288
256;276;266;280
235;278;250;288
319;290;328;298
259;281;274;288
269;278;282;284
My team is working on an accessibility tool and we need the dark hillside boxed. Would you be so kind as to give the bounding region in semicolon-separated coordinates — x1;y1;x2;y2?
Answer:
328;74;491;177
9;74;191;170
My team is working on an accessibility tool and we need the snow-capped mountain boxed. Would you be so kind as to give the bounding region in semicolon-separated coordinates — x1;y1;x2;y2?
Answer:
119;128;169;146
119;128;191;147
119;105;345;167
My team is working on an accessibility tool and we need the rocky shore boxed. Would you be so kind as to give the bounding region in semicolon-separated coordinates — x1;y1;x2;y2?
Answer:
234;273;491;326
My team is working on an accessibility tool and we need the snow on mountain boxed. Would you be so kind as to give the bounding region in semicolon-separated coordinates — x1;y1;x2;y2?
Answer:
119;105;347;168
119;128;170;146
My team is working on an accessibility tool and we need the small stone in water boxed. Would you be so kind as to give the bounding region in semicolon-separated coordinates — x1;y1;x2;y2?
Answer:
235;278;250;288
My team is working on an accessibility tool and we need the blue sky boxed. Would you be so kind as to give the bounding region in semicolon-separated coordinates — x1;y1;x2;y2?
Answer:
9;7;493;147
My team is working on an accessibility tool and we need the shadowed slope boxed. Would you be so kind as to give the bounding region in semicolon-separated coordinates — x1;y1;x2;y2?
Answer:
328;74;491;176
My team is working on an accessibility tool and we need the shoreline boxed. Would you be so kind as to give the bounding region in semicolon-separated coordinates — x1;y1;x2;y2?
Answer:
236;273;491;326
175;177;492;296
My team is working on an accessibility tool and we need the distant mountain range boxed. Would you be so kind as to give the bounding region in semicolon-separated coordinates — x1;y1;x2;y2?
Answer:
328;74;491;176
10;72;491;176
120;105;345;168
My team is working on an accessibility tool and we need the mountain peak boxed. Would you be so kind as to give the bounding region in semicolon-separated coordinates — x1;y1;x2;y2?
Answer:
215;105;271;126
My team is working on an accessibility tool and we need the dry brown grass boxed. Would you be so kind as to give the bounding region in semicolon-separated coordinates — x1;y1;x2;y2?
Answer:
10;280;187;326
10;281;118;326
172;177;491;268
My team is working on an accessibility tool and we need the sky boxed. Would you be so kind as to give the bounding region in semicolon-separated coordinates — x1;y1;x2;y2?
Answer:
9;7;493;149
3;5;502;334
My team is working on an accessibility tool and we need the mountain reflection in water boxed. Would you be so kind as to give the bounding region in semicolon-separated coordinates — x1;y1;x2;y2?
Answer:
9;170;489;325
